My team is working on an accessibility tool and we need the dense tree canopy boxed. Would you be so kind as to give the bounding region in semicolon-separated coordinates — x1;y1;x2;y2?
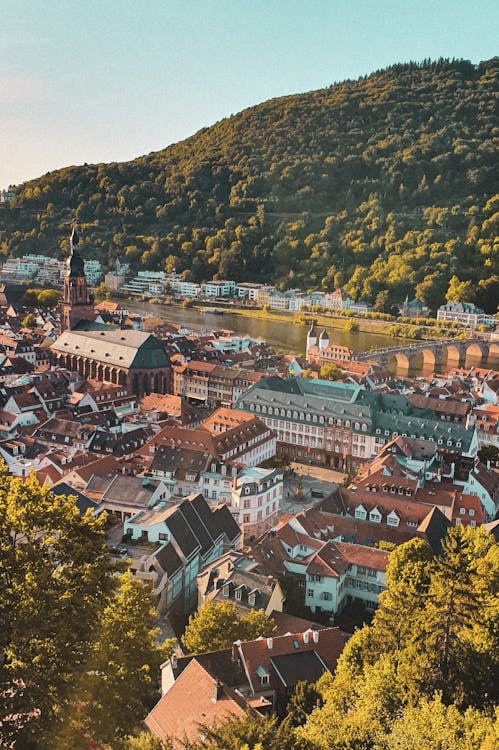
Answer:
0;471;167;749
2;58;498;311
297;526;499;749
182;600;275;655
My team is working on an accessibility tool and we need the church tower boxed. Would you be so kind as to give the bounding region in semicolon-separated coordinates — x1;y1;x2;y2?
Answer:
60;226;96;331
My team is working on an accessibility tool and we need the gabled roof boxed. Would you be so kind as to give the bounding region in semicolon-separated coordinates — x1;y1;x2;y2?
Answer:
271;650;327;687
154;543;183;578
237;627;345;695
417;506;451;554
51;329;169;369
145;658;249;749
306;540;389;578
50;481;98;515
71;455;123;483
269;610;326;636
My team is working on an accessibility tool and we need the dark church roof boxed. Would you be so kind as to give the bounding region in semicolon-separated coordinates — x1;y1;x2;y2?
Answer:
51;329;169;369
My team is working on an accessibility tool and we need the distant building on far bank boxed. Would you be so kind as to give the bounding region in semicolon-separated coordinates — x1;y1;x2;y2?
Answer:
437;302;496;328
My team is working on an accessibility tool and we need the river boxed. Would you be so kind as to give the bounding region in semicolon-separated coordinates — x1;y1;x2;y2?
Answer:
119;299;402;355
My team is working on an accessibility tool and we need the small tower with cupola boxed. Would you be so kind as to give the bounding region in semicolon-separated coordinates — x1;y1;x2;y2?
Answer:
60;226;96;331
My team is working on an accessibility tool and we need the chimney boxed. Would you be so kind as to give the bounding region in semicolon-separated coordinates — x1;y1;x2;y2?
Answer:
171;652;177;669
312;630;319;643
303;630;309;644
231;640;241;662
267;637;273;650
212;680;224;702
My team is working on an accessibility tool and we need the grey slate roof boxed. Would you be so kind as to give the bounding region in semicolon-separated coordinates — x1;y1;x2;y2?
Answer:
238;376;475;450
165;508;201;559
151;445;210;478
172;649;245;688
51;481;98;515
51;329;169;369
101;475;162;509
155;543;183;577
270;650;328;687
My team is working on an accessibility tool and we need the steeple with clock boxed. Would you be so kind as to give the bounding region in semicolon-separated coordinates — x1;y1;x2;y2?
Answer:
60;226;96;331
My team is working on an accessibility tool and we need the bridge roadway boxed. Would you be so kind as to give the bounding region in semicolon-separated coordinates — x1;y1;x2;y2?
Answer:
352;337;499;370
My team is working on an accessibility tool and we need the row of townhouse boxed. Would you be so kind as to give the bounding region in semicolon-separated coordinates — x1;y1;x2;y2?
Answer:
1;256;102;285
349;434;495;521
237;376;478;470
110;266;372;312
172;359;265;407
139;408;280;537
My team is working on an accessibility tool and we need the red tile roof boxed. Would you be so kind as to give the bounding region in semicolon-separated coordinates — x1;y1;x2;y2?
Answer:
145;658;248;749
236;627;345;695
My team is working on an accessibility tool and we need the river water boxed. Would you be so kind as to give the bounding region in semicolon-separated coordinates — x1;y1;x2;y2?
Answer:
120;299;401;355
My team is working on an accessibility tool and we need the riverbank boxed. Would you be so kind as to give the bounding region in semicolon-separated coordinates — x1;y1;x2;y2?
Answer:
118;297;407;355
211;304;394;336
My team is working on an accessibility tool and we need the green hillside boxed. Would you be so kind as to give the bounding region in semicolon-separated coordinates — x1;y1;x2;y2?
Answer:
1;57;498;312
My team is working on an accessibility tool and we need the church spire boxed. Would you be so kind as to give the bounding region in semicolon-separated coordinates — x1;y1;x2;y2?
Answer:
60;226;95;331
66;224;85;278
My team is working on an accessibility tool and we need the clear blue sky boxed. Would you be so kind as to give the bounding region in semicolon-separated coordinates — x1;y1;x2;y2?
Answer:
1;0;497;188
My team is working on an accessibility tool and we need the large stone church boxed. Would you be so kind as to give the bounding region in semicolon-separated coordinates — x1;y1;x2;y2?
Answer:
51;228;170;395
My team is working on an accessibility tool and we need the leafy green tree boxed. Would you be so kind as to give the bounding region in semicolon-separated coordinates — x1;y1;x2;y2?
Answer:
420;526;498;707
344;319;359;333
0;471;114;747
53;572;167;747
319;363;343;381
445;275;474;303
281;680;322;729
415;273;448;312
120;732;172;750
37;288;61;307
373;290;390;312
299;527;499;749
191;713;307;750
22;313;37;328
385;695;498;750
182;601;275;655
94;281;111;300
373;538;433;652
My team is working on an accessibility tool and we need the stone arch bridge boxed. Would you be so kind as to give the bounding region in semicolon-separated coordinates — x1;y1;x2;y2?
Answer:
352;338;499;373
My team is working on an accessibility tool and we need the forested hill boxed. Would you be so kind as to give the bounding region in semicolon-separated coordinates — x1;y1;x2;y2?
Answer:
2;58;498;312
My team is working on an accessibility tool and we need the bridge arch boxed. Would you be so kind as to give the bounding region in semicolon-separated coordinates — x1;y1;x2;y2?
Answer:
419;347;437;370
388;352;410;374
465;342;486;362
489;342;499;366
445;344;463;368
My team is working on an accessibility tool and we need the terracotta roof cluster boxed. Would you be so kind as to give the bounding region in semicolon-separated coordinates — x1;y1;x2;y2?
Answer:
146;659;250;748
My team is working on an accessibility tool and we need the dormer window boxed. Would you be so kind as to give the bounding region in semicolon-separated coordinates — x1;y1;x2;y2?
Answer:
248;593;256;606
